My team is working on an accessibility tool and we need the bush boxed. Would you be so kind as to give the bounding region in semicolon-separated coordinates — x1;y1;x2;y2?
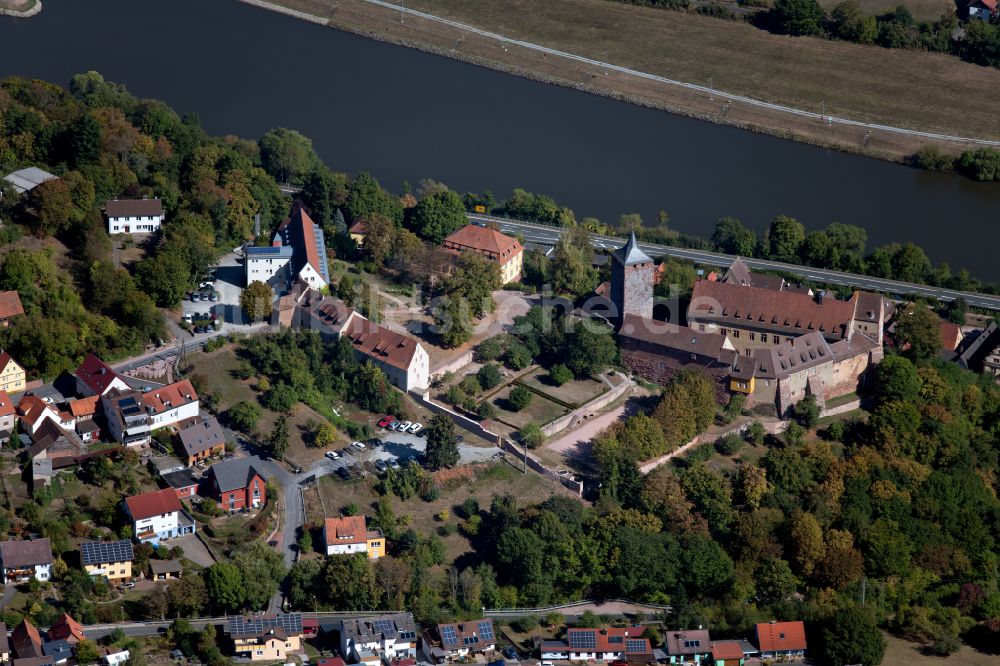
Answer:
504;342;533;370
508;386;533;411
460;374;482;395
784;421;806;446
715;434;745;456
794;394;821;428
825;421;846;441
549;363;573;386
477;363;503;390
518;423;546;449
745;421;766;445
476;336;505;362
911;147;956;172
476;401;496;420
697;2;739;19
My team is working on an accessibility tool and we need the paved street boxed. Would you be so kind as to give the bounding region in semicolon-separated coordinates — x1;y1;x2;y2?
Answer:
469;213;1000;310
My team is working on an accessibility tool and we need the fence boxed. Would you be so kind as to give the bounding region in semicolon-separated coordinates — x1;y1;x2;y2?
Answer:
539;374;632;438
429;350;474;381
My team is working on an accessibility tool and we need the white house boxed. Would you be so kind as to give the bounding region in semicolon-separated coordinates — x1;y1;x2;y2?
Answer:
102;390;152;447
273;206;330;289
76;353;130;398
342;317;430;392
245;245;293;287
338;614;418;662
0;538;53;584
105;198;164;235
124;488;196;545
425;621;496;662
142;379;199;429
323;515;384;559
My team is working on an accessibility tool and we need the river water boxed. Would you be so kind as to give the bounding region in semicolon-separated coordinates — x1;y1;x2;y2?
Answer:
1;0;997;278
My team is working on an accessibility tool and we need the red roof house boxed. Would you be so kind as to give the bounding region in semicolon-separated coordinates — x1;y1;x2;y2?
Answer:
75;354;128;397
125;488;182;521
755;621;806;659
47;613;84;644
0;291;24;326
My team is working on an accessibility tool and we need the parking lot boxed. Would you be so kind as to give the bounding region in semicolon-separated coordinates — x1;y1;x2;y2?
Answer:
179;249;251;335
323;425;503;478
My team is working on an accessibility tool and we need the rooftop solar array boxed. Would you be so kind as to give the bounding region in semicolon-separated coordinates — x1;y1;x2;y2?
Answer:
626;640;648;653
569;631;597;650
477;622;494;642
80;540;134;566
609;636;623;644
372;619;395;635
228;613;303;637
440;625;457;646
399;631;416;640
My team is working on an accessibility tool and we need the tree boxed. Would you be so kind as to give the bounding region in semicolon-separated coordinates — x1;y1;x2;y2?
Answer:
433;296;474;348
893;303;940;362
268;415;290;460
830;0;878;44
240;281;273;322
411;190;466;243
518;423;545;449
745;421;766;445
508;386;533;411
873;355;920;404
549;364;573;386
259;127;318;184
789;511;825;577
551;225;598;297
444;252;501;319
345;172;403;226
945;297;967;325
314;423;336;448
75;640;101;664
425;414;459;470
204;563;245;612
27;179;75;237
764;215;806;262
820;605;886;666
70;112;103;166
736;465;769;510
891;243;931;282
477;364;502;390
711;217;757;256
771;0;825;36
135;251;190;307
230;540;286;610
228;400;262;432
794;394;820;428
565;322;617;377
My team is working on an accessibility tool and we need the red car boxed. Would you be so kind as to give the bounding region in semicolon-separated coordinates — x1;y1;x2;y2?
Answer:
377;416;396;428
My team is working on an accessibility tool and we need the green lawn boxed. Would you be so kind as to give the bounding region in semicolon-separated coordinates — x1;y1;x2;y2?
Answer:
520;368;608;407
187;344;255;411
489;385;568;430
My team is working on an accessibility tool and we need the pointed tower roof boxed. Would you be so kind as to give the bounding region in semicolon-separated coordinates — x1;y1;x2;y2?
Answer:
612;232;652;266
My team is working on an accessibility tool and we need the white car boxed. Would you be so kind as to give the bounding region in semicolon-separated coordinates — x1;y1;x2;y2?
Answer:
325;450;340;460
351;441;366;450
398;421;412;432
182;313;193;323
408;422;423;434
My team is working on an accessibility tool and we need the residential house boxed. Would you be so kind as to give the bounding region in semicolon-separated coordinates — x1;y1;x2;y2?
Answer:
15;395;60;437
323;515;384;558
25;420;85;468
665;629;711;664
0;539;52;584
754;621;806;661
68;396;100;442
47;614;84;645
161;468;199;500
76;354;129;398
295;291;360;340
440;224;524;285
206;455;267;510
142;380;199;430
14;658;54;666
124;488;196;545
244;245;293;287
80;540;134;582
559;626;652;662
423;620;496;662
729;330;881;416
343;317;430;392
710;642;744;666
0;351;26;394
959;322;1000;378
939;319;964;353
226;614;303;662
3;167;56;195
43;639;72;665
337;614;418;663
149;559;183;581
0;291;24;327
11;619;43;659
348;218;368;248
618;315;737;402
0;390;16;436
75;420;100;444
967;0;997;20
178;416;226;466
105;198;164;235
102;650;129;666
102;390;152;447
273;207;330;289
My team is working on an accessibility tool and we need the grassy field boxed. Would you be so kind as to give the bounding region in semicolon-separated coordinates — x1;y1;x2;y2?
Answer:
489;384;567;430
882;633;999;666
262;0;1000;159
520;368;608;407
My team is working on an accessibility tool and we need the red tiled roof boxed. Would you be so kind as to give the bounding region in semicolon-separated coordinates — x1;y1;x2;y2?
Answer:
755;621;807;653
348;219;368;235
344;318;421;372
0;391;14;418
441;224;523;262
324;515;368;546
689;280;858;340
318;658;346;666
47;614;84;643
16;395;54;429
0;291;24;320
12;619;43;659
295;207;325;278
940;320;963;351
67;396;99;418
0;350;19;374
125;488;182;521
76;353;121;395
711;641;744;661
142;380;198;415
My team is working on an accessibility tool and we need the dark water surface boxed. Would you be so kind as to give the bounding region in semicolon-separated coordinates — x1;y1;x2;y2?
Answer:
1;0;997;277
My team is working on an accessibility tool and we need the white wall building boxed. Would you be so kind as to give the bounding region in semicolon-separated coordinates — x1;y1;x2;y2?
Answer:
105;198;164;234
0;538;53;584
142;379;200;430
245;245;293;286
124;488;196;545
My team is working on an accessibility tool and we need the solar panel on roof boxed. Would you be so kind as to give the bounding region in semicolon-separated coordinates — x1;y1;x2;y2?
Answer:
626;640;647;653
477;622;494;642
81;540;134;566
441;625;458;646
569;631;596;650
463;637;476;646
373;619;395;635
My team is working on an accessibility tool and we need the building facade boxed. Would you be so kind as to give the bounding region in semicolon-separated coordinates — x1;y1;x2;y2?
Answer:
0;539;52;584
102;390;152;447
337;614;418;663
610;232;654;320
79;540;134;582
226;614;303;662
440;224;524;285
206;456;267;510
124;488;196;545
0;351;25;394
323;515;384;558
142;380;200;430
105;198;164;234
244;245;293;287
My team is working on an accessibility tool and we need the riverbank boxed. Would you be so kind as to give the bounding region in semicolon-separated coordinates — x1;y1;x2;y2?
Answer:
0;0;41;17
239;0;1000;164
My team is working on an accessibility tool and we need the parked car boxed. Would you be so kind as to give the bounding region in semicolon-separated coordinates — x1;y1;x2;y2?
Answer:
455;434;465;443
351;441;366;450
367;438;384;447
182;313;193;323
208;291;219;302
408;422;423;434
199;281;214;289
387;459;400;470
291;466;303;474
191;292;201;302
337;466;352;480
398;421;412;432
377;416;395;428
374;459;388;473
325;450;340;460
118;582;136;590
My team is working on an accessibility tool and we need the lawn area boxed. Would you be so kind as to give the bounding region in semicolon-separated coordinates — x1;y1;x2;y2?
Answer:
520;368;608;407
316;462;571;563
489;385;568;430
882;633;999;666
187;344;255;412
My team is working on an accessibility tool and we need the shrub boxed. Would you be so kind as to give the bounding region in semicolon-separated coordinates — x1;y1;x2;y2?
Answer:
911;146;956;172
794;394;821;428
504;342;533;370
715;434;745;456
509;386;533;411
476;401;496;420
460;374;482;395
477;363;503;390
476;336;506;362
518;423;545;449
784;421;806;446
745;421;766;445
549;363;573;386
825;421;846;441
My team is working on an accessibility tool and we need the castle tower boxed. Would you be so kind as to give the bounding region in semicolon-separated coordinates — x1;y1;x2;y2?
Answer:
610;232;654;320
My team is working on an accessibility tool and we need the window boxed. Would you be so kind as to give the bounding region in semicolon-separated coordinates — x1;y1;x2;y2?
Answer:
733;330;740;338
749;332;755;341
745;349;752;357
720;328;728;336
698;324;705;332
773;335;780;344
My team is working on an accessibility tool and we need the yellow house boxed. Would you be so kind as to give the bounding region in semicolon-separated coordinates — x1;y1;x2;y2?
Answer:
366;532;385;559
349;218;368;249
0;351;25;394
80;540;134;582
227;614;303;662
440;224;524;285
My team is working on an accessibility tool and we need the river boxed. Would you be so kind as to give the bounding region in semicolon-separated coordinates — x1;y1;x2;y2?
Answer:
1;0;997;278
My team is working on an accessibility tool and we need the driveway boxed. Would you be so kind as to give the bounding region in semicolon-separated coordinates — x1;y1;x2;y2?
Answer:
171;533;215;568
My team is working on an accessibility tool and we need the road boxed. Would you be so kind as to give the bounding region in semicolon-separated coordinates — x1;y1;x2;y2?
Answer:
355;0;1000;147
468;213;1000;310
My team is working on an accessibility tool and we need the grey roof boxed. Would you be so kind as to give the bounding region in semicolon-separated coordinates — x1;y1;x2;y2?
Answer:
149;559;183;575
161;468;199;491
340;613;418;644
0;621;7;656
959;321;1000;370
208;455;266;493
611;232;652;266
3;167;57;194
80;540;134;566
665;630;711;656
42;641;71;663
178;417;225;457
0;539;52;569
150;455;185;474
